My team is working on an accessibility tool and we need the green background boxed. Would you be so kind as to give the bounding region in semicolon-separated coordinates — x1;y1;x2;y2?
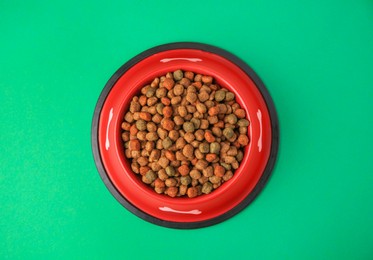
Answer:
1;0;372;259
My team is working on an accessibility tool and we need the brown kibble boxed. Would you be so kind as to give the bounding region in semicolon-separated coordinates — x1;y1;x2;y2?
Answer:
149;149;161;162
195;159;208;170
163;78;175;90
173;84;184;96
131;162;140;174
198;91;209;102
200;119;209;129
121;132;130;142
202;166;213;177
209;175;221;184
124;112;134;123
165;178;177;187
173;116;184;126
152;113;162;124
223;171;233;181
168;130;179;141
158;169;168;181
171;96;182;105
147;97;158;106
183;122;195;133
121;122;131;131
177;106;187;117
184;71;194;80
207;116;218;124
204;131;216;143
190;169;202;179
183;132;195;143
224;156;236;164
166;187;178;197
158;157;169;168
179;185;188;195
186;92;197;104
146;132;158;141
129;140;140;151
234;108;246;119
238;134;249;146
173;70;184;81
201;75;213;84
182;144;194;158
179;78;191;87
178;165;190;176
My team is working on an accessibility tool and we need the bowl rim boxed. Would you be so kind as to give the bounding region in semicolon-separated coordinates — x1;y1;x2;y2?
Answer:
91;42;279;229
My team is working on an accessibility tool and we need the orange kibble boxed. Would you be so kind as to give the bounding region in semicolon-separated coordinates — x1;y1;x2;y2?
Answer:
208;106;220;116
129;124;139;136
129;140;140;151
161;118;175;131
192;81;202;89
214;165;226;177
205;153;217;162
162;106;173;118
121;122;131;131
238;134;249;146
139;95;147;106
187;187;198;198
154;178;165;188
178;165;190;176
161;97;171;106
166;186;178;197
234;109;246;119
139;166;151;176
191;158;198;166
163;78;175;90
139;112;151;121
164;150;176;161
204;131;215;143
184;71;194;80
213;121;224;128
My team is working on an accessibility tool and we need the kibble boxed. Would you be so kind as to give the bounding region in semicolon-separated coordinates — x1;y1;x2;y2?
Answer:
121;70;250;197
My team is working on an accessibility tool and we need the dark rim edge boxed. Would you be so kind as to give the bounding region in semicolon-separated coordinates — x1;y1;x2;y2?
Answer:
91;42;279;229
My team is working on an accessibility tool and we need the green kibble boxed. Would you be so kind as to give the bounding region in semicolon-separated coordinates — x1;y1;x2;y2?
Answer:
236;151;244;162
215;90;226;102
202;182;213;194
223;128;234;139
225;114;237;124
180;176;192;186
173;70;184;81
237;119;250;127
144;170;157;184
165;166;176;176
221;162;232;170
146;87;156;98
183;122;195;133
156;103;164;115
190;118;201;129
210;142;221;154
225;91;235;101
162;137;173;149
199;142;210;154
136;120;147;131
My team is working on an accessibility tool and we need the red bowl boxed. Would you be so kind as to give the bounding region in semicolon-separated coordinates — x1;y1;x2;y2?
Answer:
91;42;279;228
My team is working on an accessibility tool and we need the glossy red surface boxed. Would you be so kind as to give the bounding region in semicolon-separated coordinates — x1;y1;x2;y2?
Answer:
98;49;272;222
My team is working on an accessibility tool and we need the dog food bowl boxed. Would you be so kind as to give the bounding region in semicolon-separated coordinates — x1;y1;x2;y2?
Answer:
91;42;279;228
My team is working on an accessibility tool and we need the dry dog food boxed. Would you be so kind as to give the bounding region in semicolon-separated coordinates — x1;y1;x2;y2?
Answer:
121;70;250;198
